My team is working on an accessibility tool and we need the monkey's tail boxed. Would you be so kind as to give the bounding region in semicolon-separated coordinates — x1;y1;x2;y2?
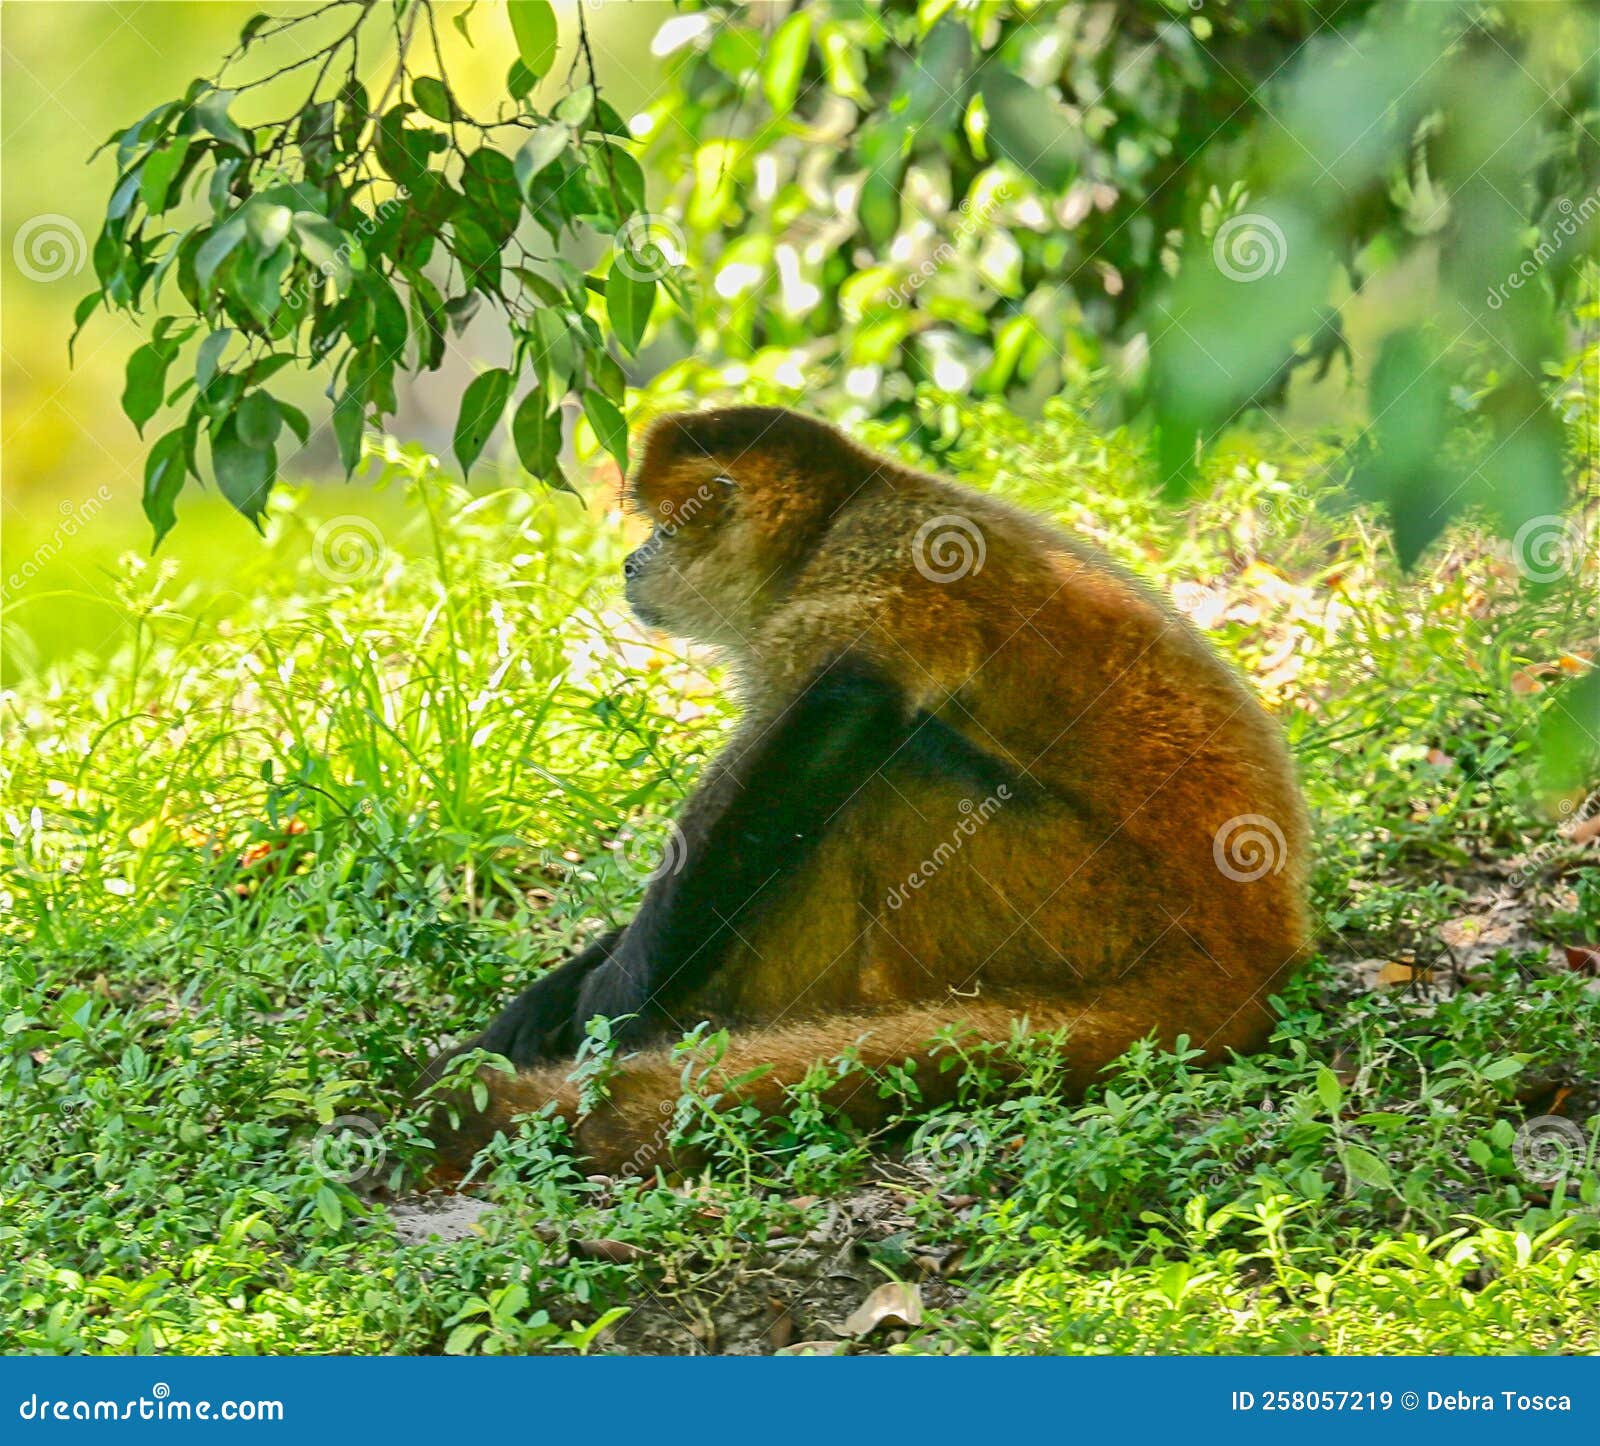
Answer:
426;984;1281;1180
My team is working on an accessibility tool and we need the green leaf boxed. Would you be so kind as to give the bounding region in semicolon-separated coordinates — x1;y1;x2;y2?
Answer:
582;389;628;472
122;343;173;435
142;425;187;549
107;170;141;221
762;12;812;114
277;399;310;447
449;215;501;291
595;142;645;216
529;310;574;400
506;59;536;102
412;76;456;123
507;0;558;83
140;136;191;213
976;71;1080;192
194;328;233;391
194;218;247;291
444;1322;488;1356
193;88;253;155
515;126;568;196
1538;668;1600;794
233;240;291;324
444;292;481;336
462;149;523;242
365;275;409;359
331;384;365;476
1343;1146;1395;1191
1481;1057;1524;1081
511;387;563;484
314;1184;344;1231
211;415;275;526
408;271;448;368
453;366;513;478
292;212;356;294
554;86;594;128
236;390;281;449
590;348;625;404
1356;329;1457;569
605;267;654;355
69;289;102;362
1314;1065;1342;1115
246;202;293;254
709;25;763;79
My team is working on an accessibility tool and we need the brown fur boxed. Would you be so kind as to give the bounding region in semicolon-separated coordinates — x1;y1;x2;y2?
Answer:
433;406;1310;1176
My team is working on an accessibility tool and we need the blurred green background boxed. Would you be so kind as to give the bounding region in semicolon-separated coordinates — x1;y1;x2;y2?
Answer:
5;0;1594;688
0;0;660;680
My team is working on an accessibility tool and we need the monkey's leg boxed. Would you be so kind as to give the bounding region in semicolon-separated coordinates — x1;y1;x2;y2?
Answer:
433;983;1275;1177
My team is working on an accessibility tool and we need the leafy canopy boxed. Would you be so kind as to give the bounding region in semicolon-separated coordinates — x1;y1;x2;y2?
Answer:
84;0;1598;565
84;0;663;547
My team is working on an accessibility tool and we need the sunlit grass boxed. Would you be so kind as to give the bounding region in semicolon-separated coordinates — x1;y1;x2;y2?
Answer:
2;397;1595;1355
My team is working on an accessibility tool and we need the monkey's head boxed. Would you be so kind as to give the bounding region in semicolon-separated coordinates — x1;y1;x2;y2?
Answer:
622;407;879;647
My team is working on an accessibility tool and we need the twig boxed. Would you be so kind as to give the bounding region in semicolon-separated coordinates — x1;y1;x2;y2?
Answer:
371;0;424;117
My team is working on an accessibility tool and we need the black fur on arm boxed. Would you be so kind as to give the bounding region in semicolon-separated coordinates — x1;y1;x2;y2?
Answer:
415;929;623;1084
443;654;1030;1072
572;654;913;1041
572;654;1042;1042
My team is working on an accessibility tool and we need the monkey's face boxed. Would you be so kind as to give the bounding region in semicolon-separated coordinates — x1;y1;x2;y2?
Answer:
622;465;747;643
622;408;856;648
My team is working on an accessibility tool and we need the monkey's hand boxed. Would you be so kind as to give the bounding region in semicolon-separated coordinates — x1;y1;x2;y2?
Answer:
414;930;623;1092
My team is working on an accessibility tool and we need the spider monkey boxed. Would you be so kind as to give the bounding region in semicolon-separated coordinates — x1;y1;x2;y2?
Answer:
418;406;1310;1175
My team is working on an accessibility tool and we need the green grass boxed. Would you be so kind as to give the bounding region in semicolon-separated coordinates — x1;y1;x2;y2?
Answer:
2;392;1596;1355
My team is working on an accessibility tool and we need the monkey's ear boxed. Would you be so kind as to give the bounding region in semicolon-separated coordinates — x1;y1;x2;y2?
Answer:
712;474;738;490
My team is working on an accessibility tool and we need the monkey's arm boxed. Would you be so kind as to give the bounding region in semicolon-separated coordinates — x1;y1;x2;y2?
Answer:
454;656;1016;1068
573;655;919;1040
416;930;623;1084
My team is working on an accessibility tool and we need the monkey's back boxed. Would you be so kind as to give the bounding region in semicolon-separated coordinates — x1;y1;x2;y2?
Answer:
707;467;1310;1048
